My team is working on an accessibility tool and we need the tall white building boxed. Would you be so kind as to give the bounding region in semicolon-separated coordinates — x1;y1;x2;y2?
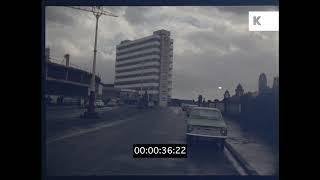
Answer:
114;30;173;107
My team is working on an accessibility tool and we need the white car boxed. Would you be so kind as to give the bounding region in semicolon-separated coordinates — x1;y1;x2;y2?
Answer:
186;107;228;151
107;99;118;107
95;100;105;107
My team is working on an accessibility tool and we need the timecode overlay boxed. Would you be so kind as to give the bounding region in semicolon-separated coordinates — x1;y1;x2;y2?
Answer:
133;144;188;158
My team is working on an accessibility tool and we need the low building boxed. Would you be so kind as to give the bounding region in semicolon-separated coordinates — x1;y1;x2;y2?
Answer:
45;53;102;106
170;99;195;107
224;95;242;115
209;99;225;113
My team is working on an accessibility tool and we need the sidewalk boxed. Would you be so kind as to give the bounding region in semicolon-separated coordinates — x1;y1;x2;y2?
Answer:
225;117;278;175
46;105;85;111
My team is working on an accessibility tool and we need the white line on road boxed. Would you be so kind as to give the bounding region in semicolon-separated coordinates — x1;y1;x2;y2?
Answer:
46;118;131;145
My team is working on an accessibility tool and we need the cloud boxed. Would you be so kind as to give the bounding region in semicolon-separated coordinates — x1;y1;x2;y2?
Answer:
46;6;279;100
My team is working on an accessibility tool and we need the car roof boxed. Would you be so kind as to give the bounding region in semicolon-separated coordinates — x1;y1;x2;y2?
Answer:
192;107;221;111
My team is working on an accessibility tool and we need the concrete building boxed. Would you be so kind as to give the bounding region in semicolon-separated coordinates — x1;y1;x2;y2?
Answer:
259;73;268;93
273;77;279;90
114;29;173;107
45;50;102;106
235;84;244;97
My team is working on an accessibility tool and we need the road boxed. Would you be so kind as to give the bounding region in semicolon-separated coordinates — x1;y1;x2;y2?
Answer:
46;106;114;120
46;106;238;175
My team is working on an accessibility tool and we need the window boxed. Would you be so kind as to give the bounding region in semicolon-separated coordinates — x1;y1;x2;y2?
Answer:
190;109;222;120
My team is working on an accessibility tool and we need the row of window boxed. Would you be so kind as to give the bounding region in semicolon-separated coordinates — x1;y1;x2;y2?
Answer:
121;86;159;91
115;58;160;68
115;72;159;79
115;65;160;73
117;38;160;50
116;51;161;61
114;79;160;86
116;44;160;56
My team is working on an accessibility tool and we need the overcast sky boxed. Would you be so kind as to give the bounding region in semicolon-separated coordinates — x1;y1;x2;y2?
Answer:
46;6;278;100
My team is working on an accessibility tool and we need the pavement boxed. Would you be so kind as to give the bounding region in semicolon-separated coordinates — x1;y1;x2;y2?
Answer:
46;106;238;176
224;117;278;175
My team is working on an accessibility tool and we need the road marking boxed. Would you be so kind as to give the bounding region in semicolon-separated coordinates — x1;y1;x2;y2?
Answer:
224;146;247;175
46;118;131;144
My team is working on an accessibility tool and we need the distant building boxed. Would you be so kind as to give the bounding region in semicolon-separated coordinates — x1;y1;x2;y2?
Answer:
114;29;173;107
235;84;244;97
223;84;244;115
259;73;268;93
251;91;259;98
209;99;225;112
225;96;241;115
273;77;279;90
224;90;231;100
170;98;194;106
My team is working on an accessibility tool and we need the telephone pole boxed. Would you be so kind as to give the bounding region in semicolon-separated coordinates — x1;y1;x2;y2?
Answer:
67;6;118;118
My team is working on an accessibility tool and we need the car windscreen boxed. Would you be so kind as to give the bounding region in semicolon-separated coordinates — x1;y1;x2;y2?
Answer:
190;109;222;120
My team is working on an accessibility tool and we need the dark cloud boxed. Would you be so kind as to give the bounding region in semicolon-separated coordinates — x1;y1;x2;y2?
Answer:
46;7;77;26
123;7;153;25
46;6;279;99
216;6;278;15
103;6;126;14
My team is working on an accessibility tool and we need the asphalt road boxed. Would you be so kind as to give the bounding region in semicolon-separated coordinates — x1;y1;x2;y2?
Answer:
46;106;238;175
46;106;114;120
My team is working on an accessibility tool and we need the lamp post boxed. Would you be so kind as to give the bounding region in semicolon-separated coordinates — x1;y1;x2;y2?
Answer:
85;8;101;117
64;6;117;118
71;6;118;118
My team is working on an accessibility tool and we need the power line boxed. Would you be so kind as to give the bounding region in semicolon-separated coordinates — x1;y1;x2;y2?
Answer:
65;6;118;115
66;6;118;17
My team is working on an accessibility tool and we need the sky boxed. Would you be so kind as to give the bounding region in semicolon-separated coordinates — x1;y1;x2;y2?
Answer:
45;6;278;100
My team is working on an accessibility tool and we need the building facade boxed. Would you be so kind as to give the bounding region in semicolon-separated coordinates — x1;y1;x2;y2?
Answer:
114;30;173;107
259;73;268;93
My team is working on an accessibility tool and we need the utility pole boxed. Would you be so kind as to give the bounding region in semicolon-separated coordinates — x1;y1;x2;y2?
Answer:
67;6;118;118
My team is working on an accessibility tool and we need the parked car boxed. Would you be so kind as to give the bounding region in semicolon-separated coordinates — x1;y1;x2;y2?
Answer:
95;99;105;108
106;99;118;107
186;107;227;151
84;99;105;108
186;104;198;116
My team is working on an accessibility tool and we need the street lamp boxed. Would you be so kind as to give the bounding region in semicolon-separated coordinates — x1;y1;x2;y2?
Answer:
66;6;118;118
83;7;103;118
